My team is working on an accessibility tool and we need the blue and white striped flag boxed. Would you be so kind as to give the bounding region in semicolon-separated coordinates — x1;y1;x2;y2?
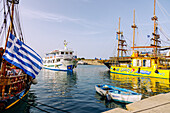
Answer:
3;33;43;78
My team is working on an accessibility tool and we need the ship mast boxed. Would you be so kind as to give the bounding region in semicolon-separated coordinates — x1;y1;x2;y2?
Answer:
151;0;160;56
117;17;127;57
131;9;137;51
117;17;121;57
1;0;16;76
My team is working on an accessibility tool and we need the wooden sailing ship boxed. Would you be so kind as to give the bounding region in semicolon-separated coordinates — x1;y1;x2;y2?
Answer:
0;0;42;111
110;0;170;79
101;17;130;69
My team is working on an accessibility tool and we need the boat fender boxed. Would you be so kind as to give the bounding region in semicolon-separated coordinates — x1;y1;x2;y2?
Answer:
138;67;140;73
155;70;159;74
32;78;38;85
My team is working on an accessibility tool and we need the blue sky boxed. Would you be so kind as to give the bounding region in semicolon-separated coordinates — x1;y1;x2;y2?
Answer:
18;0;170;59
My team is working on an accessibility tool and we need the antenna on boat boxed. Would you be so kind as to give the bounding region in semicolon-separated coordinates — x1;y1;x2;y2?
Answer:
131;9;137;51
64;40;68;50
151;0;161;56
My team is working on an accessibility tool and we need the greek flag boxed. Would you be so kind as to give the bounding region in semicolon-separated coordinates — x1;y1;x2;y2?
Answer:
3;33;43;78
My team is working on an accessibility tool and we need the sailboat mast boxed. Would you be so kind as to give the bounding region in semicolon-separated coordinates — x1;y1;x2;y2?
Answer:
117;17;121;57
132;9;137;51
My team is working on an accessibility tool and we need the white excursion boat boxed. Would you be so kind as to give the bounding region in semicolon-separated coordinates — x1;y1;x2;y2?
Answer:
43;40;78;71
95;84;142;103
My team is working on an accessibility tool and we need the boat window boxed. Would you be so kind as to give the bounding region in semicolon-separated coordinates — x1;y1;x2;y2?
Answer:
137;60;139;66
64;59;72;61
57;52;59;55
137;60;141;66
55;59;60;62
61;52;64;54
66;52;68;55
70;52;72;55
48;60;51;63
133;59;137;66
52;59;55;63
146;60;151;67
143;60;146;67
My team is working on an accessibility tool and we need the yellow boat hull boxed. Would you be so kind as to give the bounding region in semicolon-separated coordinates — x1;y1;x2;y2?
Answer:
110;66;170;79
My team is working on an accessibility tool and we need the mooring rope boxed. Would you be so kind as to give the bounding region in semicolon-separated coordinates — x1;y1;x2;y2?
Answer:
20;99;51;113
20;98;71;113
0;98;50;113
35;101;70;113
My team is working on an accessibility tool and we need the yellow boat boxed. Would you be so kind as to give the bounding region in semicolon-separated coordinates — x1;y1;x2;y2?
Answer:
110;55;170;79
110;0;170;79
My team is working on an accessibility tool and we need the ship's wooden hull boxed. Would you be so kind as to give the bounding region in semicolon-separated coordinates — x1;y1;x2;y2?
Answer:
0;87;30;111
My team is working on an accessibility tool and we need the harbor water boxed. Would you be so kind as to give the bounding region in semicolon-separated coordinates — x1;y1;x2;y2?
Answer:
4;65;170;113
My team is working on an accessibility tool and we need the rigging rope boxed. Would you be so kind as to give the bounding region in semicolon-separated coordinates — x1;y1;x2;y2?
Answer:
156;0;170;41
157;0;170;17
14;5;23;41
0;6;3;13
160;39;170;45
158;23;170;41
6;0;17;36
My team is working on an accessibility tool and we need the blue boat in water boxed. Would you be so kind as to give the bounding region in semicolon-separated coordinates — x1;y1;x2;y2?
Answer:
95;84;142;103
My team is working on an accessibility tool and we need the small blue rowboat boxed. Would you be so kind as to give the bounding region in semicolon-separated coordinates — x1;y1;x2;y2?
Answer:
95;84;142;103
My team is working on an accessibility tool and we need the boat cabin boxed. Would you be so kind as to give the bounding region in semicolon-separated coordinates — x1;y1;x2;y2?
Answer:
131;51;170;69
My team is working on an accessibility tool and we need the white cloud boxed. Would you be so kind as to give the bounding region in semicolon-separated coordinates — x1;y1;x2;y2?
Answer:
20;8;108;35
22;8;80;23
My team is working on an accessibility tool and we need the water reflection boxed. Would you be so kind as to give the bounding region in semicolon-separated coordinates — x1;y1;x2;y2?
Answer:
94;92;126;109
110;73;170;98
41;69;77;97
95;72;170;109
4;66;170;113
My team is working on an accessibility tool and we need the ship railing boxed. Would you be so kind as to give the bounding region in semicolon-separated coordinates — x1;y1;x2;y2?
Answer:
0;73;28;100
100;57;131;64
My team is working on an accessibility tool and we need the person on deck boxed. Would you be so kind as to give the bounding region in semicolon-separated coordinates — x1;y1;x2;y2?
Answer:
10;65;17;76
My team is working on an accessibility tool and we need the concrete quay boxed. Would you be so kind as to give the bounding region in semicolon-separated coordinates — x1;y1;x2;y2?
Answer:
82;59;104;65
103;92;170;113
